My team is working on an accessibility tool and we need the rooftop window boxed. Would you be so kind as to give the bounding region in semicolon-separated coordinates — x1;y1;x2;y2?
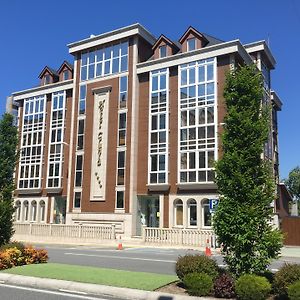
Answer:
159;45;167;58
187;38;196;52
63;70;69;81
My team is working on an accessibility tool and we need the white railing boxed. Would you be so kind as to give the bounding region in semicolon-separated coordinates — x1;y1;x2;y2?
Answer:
14;223;116;241
142;226;216;247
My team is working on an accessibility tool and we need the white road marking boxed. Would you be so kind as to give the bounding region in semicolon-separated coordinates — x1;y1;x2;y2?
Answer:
59;289;88;295
271;268;279;272
64;252;177;263
0;283;108;299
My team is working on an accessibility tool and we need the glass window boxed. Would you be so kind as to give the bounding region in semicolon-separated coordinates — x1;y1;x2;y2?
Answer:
174;199;183;226
24;201;29;221
188;199;197;226
39;200;45;222
75;155;83;187
117;151;125;185
116;191;124;209
149;69;168;184
63;70;69;81
79;85;86;115
187;38;196;51
19;95;46;190
74;192;81;208
80;42;128;81
179;59;216;184
44;74;50;85
15;201;21;221
159;45;167;58
31;201;37;221
203;199;212;226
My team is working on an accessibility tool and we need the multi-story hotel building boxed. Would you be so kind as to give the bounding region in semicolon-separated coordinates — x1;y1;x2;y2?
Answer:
8;24;283;237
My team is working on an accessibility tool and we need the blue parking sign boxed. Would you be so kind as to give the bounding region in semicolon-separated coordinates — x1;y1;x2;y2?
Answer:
209;199;219;213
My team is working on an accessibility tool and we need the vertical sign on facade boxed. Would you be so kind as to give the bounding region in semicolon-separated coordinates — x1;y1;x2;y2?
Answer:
90;91;109;201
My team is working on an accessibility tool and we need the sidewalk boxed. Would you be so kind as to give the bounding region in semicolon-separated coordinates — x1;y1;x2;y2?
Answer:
0;273;213;300
280;246;300;258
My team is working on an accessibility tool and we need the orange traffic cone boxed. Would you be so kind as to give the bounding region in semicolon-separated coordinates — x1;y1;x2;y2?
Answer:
117;235;123;250
205;238;212;256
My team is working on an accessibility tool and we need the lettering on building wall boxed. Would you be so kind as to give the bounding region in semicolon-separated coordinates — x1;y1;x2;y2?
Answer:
95;99;105;189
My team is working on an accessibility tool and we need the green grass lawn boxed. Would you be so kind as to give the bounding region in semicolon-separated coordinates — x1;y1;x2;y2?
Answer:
3;263;178;291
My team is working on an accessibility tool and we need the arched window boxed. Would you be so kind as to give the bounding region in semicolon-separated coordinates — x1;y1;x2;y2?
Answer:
15;201;21;221
23;201;29;222
31;200;37;222
202;199;212;227
187;199;197;226
39;200;45;222
174;199;183;226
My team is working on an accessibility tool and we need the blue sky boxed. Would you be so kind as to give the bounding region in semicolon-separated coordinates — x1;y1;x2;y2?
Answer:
0;0;299;179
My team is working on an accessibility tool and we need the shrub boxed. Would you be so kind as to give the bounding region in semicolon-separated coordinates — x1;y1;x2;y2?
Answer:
214;273;235;298
0;241;25;253
23;246;48;264
258;269;275;285
0;245;48;270
176;254;219;281
183;272;213;296
273;263;300;298
288;280;300;300
235;274;271;300
0;247;24;269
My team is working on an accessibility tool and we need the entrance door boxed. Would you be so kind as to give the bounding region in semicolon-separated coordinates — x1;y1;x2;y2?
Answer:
137;196;159;235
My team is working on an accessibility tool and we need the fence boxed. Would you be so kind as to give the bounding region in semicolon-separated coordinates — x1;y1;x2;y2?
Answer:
142;226;216;247
281;216;300;246
13;222;116;243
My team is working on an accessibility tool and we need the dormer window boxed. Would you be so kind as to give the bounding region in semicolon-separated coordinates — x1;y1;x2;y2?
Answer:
187;38;196;51
159;45;167;58
44;74;50;85
63;70;69;81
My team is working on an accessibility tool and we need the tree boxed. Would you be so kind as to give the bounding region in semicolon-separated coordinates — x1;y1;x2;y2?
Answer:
213;64;282;276
285;166;300;201
0;113;18;246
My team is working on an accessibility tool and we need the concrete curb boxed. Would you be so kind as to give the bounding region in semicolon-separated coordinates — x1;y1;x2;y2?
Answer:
0;273;213;300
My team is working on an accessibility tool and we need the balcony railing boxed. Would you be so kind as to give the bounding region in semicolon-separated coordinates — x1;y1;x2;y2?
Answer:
142;226;217;247
13;222;116;242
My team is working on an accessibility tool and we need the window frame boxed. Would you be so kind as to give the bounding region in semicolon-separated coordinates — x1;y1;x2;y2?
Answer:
148;68;169;185
73;191;82;209
159;45;167;58
202;199;212;228
18;95;46;190
187;198;197;227
115;189;125;209
75;154;84;187
46;91;66;189
187;38;196;52
80;41;128;82
178;58;217;184
174;199;184;227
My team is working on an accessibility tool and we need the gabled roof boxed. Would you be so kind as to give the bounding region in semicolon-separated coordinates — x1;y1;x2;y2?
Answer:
57;60;74;74
152;34;180;51
202;33;224;47
179;26;209;45
38;66;59;79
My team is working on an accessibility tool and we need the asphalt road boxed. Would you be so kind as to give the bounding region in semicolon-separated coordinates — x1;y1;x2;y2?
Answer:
0;284;123;300
39;244;300;275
